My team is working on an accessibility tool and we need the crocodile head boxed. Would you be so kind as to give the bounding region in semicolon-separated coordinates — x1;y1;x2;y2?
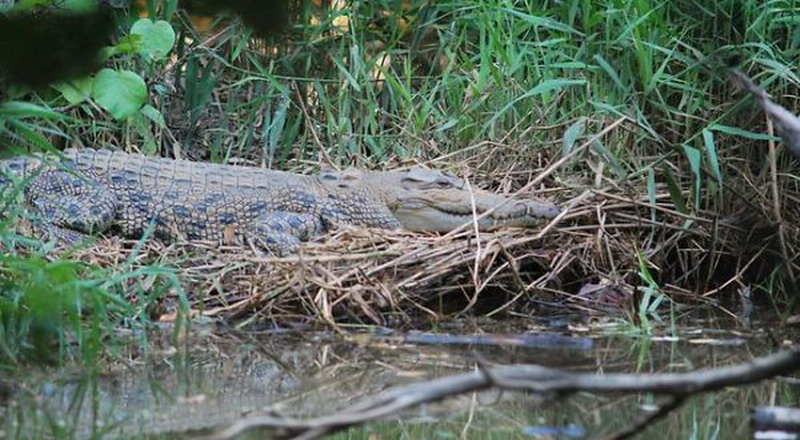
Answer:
330;166;560;232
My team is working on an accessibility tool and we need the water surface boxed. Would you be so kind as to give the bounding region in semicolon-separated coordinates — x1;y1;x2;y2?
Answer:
2;314;798;439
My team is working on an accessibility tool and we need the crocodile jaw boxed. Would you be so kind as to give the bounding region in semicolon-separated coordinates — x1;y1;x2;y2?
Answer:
391;190;560;232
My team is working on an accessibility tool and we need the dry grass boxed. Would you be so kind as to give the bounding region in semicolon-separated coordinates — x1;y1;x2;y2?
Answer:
5;111;796;328
52;143;785;328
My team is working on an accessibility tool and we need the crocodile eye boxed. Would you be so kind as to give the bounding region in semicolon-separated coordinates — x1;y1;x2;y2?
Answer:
435;180;453;189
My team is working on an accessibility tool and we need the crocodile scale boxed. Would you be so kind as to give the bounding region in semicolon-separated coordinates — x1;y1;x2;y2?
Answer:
0;149;401;254
0;148;561;255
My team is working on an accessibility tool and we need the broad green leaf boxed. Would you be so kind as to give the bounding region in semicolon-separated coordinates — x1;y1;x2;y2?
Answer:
98;46;117;64
436;117;459;133
702;129;723;185
130;19;176;60
266;97;289;160
113;35;144;55
53;77;93;105
133;113;158;155
143;138;158;155
92;69;147;121
140;104;165;128
528;78;586;96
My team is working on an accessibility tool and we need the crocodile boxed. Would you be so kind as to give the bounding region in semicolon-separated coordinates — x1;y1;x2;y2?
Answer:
0;148;560;254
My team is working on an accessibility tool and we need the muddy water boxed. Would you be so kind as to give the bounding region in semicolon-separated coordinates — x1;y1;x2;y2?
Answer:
2;315;798;440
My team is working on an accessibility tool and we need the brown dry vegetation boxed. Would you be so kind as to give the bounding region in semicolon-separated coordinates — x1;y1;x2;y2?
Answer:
55;118;792;328
4;0;800;330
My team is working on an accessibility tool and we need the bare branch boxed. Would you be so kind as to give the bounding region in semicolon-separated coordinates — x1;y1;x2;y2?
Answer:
206;348;800;440
730;68;800;159
600;395;687;440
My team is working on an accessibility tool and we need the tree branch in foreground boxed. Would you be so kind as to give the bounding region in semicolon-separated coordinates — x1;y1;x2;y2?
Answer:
206;348;800;440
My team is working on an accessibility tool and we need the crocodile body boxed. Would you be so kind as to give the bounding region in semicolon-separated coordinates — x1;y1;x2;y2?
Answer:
0;149;560;254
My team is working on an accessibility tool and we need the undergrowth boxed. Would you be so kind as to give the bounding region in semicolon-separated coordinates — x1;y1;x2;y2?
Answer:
1;0;799;366
0;190;188;367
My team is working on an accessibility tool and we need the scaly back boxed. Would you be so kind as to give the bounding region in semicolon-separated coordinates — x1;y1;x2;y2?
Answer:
62;149;315;193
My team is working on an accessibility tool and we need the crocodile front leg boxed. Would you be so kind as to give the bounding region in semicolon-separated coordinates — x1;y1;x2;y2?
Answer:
248;211;325;255
25;170;118;243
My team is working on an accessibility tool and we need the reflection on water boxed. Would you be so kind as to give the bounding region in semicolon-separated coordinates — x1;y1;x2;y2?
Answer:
1;315;798;439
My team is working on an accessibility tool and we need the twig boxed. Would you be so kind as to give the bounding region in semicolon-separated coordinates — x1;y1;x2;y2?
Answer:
730;67;799;285
439;116;630;240
600;395;687;440
767;117;797;284
206;349;800;440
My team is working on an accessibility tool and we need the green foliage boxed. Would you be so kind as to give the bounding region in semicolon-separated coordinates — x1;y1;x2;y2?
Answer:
130;18;176;61
0;226;186;367
52;77;93;105
0;0;799;365
27;15;179;122
0;254;108;365
635;249;669;334
92;68;148;121
13;0;97;13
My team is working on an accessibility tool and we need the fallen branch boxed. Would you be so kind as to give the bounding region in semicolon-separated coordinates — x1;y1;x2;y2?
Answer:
206;348;800;440
730;67;800;159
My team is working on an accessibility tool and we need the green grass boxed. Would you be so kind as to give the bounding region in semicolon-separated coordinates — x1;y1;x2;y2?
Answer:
0;183;188;367
0;227;189;368
1;0;799;365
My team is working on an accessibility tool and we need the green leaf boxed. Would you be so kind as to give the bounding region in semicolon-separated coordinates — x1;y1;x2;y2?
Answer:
647;168;657;221
97;46;117;64
140;104;165;128
53;77;93;105
133;113;159;155
561;117;586;155
682;145;702;206
593;54;626;91
331;56;361;92
14;0;96;12
0;102;64;119
113;35;144;55
591;140;627;179
61;0;97;12
91;69;147;121
662;166;687;214
486;79;585;128
502;8;583;35
6;119;57;151
710;124;779;141
11;0;49;12
130;19;176;61
702;129;723;185
435;118;459;133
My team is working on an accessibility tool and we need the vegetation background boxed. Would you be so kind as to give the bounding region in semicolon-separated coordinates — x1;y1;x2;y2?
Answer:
1;0;799;366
